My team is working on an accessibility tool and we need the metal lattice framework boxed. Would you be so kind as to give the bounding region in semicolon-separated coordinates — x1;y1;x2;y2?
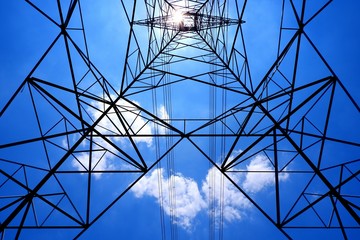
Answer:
1;0;359;239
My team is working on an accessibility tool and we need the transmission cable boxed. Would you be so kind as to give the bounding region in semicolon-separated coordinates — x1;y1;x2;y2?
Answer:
163;14;178;239
150;4;167;239
208;3;217;236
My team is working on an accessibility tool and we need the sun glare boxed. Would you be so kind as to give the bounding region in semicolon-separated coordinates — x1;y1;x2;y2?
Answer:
172;11;184;24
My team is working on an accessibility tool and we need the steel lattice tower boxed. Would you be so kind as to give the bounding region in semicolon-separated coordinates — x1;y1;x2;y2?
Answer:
1;0;359;239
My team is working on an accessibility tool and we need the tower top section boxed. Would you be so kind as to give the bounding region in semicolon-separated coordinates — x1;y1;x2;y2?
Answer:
134;11;244;31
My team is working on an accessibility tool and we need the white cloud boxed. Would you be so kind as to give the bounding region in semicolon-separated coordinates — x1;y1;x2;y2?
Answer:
156;105;170;134
132;168;206;231
71;151;116;179
242;154;289;193
71;135;121;179
71;96;158;177
92;98;153;147
131;152;290;231
201;166;250;223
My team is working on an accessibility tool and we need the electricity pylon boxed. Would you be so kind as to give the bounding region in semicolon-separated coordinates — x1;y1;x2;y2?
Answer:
0;0;359;239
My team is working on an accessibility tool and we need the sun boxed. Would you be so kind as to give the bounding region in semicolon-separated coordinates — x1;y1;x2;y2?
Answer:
172;10;184;24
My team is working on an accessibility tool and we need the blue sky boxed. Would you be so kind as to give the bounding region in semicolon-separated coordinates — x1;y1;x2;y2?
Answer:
1;1;360;239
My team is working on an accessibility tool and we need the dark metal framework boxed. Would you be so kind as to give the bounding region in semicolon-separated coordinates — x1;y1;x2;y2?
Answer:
0;0;359;239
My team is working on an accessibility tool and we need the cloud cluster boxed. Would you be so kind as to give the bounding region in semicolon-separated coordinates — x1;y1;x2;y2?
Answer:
132;169;206;229
242;154;289;193
131;154;289;231
201;166;250;223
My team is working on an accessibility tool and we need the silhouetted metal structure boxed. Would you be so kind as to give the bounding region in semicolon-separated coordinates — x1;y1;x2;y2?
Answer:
1;0;359;239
